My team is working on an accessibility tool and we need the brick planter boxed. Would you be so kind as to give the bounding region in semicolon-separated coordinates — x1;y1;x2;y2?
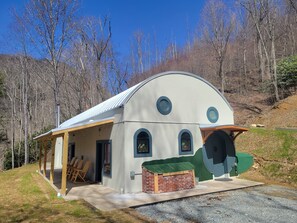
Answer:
142;167;195;193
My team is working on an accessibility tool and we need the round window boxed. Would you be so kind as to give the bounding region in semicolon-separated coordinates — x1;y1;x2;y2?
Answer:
207;107;219;123
156;96;172;115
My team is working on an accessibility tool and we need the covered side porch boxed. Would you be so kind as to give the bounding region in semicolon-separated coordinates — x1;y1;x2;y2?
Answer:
35;118;114;195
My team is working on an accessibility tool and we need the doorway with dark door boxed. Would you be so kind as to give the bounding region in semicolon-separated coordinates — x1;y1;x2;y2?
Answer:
96;140;112;183
68;143;75;162
203;130;235;177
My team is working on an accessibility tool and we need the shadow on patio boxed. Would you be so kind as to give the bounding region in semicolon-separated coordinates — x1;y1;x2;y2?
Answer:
41;162;94;194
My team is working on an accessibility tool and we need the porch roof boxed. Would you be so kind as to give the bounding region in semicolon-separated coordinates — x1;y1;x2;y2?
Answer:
199;124;248;143
34;118;114;140
199;124;248;132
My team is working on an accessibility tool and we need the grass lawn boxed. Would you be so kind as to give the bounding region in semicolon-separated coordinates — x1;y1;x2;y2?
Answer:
0;164;151;223
236;128;297;187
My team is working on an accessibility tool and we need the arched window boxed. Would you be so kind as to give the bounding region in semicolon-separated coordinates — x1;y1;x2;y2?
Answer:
179;130;193;155
134;129;152;157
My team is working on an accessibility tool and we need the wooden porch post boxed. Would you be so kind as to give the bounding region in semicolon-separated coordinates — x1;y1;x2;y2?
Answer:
38;141;42;173
50;137;56;184
61;132;69;195
154;174;159;193
43;140;47;177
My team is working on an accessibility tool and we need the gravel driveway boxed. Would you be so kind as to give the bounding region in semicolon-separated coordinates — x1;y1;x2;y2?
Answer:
135;185;297;223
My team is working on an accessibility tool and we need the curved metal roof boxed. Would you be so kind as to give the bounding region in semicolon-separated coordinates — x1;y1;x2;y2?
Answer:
59;82;141;128
59;71;232;128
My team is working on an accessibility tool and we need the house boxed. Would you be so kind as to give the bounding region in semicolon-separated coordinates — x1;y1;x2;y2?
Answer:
35;71;253;195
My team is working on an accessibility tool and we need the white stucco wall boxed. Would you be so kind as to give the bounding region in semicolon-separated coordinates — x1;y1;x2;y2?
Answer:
54;137;63;169
124;73;234;125
123;122;203;193
121;73;234;193
103;122;125;192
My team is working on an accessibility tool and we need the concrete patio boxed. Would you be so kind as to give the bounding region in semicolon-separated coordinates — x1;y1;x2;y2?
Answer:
64;178;263;211
40;163;263;211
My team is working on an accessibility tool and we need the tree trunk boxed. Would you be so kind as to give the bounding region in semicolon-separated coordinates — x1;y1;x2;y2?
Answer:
271;35;280;101
10;92;15;169
257;35;266;82
289;23;296;55
243;37;247;92
218;59;225;94
21;58;29;165
18;82;22;167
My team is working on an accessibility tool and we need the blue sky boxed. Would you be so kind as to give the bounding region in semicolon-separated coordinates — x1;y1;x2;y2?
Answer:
0;0;205;57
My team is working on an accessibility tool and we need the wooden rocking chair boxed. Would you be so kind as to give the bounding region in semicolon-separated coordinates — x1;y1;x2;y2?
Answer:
67;157;77;169
66;157;78;179
71;160;91;183
67;158;78;178
67;159;83;179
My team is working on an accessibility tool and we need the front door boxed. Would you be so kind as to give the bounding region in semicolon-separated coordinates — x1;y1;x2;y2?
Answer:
68;143;75;162
95;142;104;183
203;130;235;177
95;140;112;183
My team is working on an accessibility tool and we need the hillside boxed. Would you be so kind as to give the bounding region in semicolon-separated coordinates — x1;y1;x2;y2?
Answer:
227;91;271;125
245;94;297;128
235;94;297;187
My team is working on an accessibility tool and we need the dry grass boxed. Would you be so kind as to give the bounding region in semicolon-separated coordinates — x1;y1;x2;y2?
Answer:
246;94;297;128
0;164;152;223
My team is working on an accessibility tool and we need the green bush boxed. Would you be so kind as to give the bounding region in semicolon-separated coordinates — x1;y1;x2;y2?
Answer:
277;55;297;96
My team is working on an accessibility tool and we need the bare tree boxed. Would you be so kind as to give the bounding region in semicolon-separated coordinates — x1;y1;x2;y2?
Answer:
4;71;16;169
265;1;280;101
241;0;270;81
60;16;113;118
134;31;145;73
23;0;79;127
12;8;37;164
201;0;236;94
77;16;112;103
283;0;297;55
241;0;280;101
288;0;297;13
109;56;129;95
